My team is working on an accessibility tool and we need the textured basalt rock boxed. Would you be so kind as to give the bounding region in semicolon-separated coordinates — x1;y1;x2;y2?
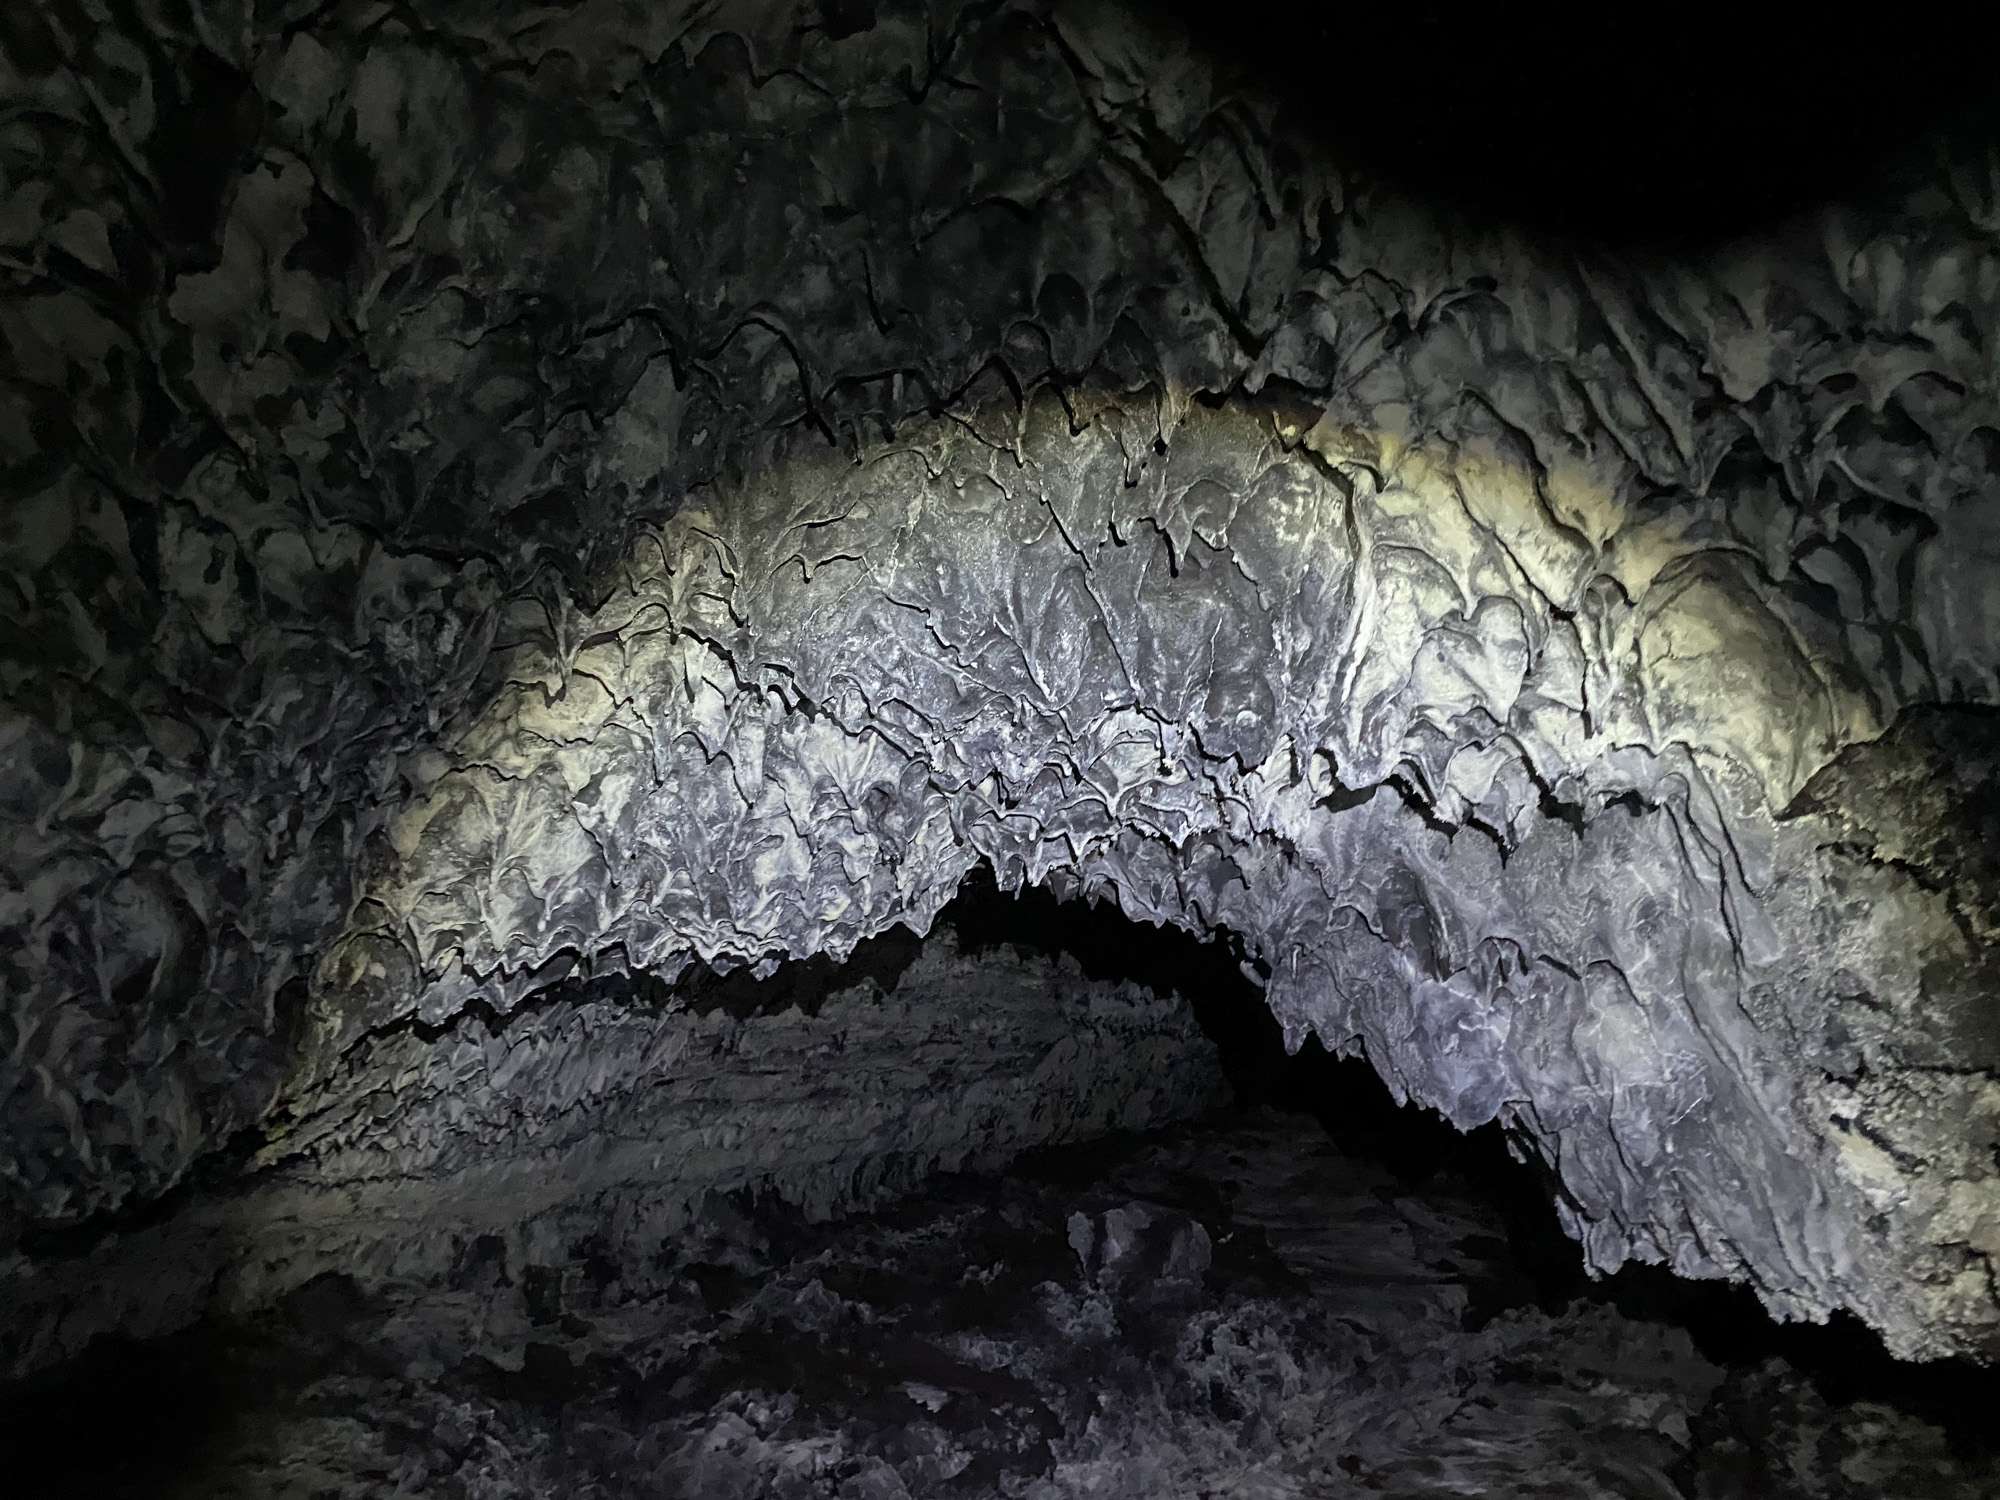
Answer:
3;0;1999;1364
10;1114;2000;1498
1;922;1223;1375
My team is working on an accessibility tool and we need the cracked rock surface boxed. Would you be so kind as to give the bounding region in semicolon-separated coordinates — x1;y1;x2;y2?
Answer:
2;911;1225;1374
4;0;2000;1366
8;1110;1998;1498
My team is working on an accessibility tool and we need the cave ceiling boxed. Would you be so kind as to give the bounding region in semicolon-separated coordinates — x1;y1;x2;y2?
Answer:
3;0;2000;1370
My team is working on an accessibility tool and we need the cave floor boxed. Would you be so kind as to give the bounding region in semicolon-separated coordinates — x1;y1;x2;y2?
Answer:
13;1111;1995;1499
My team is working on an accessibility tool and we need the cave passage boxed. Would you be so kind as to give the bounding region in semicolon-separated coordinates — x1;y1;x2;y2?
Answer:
5;872;1997;1500
8;0;2000;1494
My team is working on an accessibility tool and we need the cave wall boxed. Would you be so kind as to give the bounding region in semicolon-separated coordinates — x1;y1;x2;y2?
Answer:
3;0;1999;1361
1;927;1222;1374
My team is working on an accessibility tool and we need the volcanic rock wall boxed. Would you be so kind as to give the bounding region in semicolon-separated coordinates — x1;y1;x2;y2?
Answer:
3;0;1999;1362
1;926;1224;1374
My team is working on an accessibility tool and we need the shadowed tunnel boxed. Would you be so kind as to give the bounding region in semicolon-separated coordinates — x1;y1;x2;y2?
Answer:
5;1;2000;1495
8;868;2000;1497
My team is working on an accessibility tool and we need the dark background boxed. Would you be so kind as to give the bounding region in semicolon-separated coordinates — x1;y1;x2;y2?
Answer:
1156;1;1998;245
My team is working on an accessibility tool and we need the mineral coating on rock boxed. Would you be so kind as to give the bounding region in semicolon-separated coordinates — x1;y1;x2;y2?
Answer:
2;0;1998;1363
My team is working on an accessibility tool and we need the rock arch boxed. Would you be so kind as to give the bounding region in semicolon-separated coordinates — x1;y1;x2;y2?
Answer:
3;0;1997;1366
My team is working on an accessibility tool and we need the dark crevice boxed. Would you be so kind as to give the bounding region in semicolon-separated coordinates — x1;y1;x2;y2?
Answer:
668;926;927;1020
937;862;1278;1103
0;1273;395;1500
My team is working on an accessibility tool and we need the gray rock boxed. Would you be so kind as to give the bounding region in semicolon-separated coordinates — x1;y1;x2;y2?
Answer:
0;928;1222;1373
1;0;1997;1364
12;1114;1995;1497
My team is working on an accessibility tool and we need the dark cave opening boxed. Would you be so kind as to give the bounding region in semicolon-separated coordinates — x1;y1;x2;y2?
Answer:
928;867;2000;1461
6;867;1998;1498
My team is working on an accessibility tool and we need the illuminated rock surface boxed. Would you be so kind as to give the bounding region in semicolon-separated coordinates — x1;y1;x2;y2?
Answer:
2;0;1999;1447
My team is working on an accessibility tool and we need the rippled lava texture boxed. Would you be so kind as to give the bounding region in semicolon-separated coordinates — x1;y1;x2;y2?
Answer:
10;1110;2000;1498
4;0;2000;1371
